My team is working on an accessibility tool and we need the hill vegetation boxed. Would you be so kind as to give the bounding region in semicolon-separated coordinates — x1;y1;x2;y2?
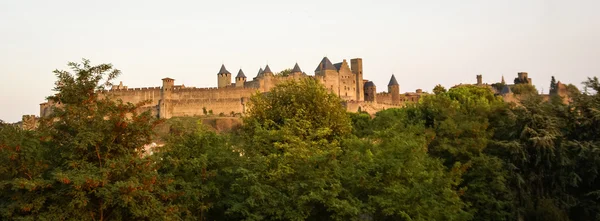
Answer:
1;59;599;220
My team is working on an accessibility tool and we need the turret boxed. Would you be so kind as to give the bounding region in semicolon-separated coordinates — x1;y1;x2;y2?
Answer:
476;75;482;85
351;58;364;101
364;81;376;102
291;63;303;75
515;72;532;85
262;65;274;77
162;77;175;91
254;68;264;80
314;57;337;76
217;64;232;88
160;78;175;119
388;74;400;104
235;69;246;88
315;57;339;95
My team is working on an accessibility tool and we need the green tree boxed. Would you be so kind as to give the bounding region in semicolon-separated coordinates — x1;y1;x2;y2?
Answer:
488;77;600;220
227;78;357;220
550;76;558;94
341;113;470;220
511;84;538;95
491;82;506;92
275;68;292;77
0;59;175;220
158;122;240;220
433;84;447;95
242;78;352;147
376;85;514;220
348;112;373;137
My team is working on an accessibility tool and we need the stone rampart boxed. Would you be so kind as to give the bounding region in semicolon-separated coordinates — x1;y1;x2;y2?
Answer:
168;98;245;117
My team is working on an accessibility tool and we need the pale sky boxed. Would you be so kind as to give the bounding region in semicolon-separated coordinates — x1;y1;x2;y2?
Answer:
1;0;599;122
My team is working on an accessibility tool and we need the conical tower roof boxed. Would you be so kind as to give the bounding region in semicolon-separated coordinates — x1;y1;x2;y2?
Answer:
501;75;506;84
263;65;273;74
364;81;376;88
257;68;264;76
291;63;302;73
217;64;231;75
236;69;246;78
388;74;399;86
315;57;336;72
500;85;512;94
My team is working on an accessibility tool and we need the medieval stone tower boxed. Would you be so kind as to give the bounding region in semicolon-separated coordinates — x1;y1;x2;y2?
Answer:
217;64;232;88
315;57;340;95
235;69;246;88
515;72;532;85
364;81;376;102
351;58;364;101
159;77;175;119
476;75;483;85
291;63;303;79
388;74;400;104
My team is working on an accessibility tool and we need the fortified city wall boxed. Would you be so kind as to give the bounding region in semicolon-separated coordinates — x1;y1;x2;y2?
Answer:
33;56;565;128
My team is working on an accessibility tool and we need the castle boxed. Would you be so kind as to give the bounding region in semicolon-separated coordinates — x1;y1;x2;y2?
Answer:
39;57;425;119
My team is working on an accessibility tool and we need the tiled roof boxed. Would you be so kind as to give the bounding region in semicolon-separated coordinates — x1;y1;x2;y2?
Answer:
388;74;399;86
236;69;246;78
291;63;302;73
315;57;337;72
364;81;376;88
217;64;231;75
263;65;273;74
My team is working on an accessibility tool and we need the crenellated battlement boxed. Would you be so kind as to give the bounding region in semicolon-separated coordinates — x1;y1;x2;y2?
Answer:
38;56;414;119
167;98;243;104
110;86;162;91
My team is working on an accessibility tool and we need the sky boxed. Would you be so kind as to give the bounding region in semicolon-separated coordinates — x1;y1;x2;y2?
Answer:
1;0;599;122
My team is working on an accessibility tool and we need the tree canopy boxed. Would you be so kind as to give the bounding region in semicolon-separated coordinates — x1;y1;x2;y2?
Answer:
2;59;599;220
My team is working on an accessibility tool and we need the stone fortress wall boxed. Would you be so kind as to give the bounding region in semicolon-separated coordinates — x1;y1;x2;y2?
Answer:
39;57;425;119
37;56;564;122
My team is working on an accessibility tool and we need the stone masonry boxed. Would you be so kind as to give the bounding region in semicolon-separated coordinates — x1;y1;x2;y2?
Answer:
39;57;425;119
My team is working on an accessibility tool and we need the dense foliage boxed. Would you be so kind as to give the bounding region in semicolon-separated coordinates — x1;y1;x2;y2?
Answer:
1;59;599;220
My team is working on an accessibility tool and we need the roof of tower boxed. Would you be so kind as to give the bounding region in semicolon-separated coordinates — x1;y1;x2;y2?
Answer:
364;81;376;88
333;62;342;71
217;64;231;75
291;63;302;73
236;69;246;78
315;57;337;72
501;75;506;84
256;68;264;77
500;85;512;95
388;74;399;86
263;65;273;74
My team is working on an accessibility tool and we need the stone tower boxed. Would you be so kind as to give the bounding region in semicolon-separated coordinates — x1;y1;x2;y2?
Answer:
235;69;246;88
254;68;264;80
364;81;376;102
160;78;175;119
476;75;482;85
515;72;532;85
262;65;274;91
217;64;232;88
315;57;339;95
351;58;364;101
291;63;303;78
388;74;400;104
262;65;274;76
